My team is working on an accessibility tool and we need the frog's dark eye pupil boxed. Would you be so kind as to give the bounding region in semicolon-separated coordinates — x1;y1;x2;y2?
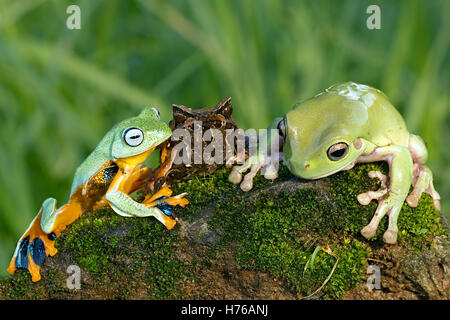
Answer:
327;142;349;161
331;148;345;157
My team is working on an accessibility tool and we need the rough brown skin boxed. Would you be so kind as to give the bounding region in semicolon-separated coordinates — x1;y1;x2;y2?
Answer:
146;97;244;193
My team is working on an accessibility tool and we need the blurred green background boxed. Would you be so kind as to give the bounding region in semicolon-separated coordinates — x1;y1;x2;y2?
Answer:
0;0;449;278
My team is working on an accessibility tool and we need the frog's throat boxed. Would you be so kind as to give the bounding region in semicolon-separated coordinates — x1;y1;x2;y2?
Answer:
115;148;154;171
305;166;347;180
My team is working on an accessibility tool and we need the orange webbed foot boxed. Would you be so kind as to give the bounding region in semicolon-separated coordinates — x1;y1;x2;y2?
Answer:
141;187;189;228
7;216;58;282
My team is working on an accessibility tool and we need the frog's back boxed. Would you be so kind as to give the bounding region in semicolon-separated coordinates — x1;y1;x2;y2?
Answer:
70;131;114;196
323;82;410;147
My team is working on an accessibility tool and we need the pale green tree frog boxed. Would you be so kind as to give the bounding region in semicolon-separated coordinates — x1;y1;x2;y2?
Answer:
7;108;188;282
229;82;440;244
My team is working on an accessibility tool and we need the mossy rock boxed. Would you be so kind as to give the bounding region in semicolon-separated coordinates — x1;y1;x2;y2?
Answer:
0;163;448;300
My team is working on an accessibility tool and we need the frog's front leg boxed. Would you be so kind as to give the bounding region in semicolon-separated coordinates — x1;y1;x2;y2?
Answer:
105;157;188;230
121;164;152;195
357;143;413;244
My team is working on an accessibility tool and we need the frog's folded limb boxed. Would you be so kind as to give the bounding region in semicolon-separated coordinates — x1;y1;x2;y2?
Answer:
406;134;441;211
106;155;188;230
406;164;440;211
122;164;152;194
106;190;177;228
106;186;188;230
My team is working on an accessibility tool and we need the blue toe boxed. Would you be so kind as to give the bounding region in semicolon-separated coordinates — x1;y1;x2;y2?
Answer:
156;202;174;216
30;238;46;266
15;236;30;270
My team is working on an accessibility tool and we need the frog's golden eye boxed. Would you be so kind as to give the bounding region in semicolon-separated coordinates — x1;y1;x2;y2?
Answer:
123;128;144;147
327;142;349;161
277;118;286;138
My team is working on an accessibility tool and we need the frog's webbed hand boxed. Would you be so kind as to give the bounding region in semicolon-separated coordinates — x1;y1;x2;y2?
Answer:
141;186;188;218
7;198;82;282
229;118;284;192
228;152;278;191
357;144;413;244
405;134;440;211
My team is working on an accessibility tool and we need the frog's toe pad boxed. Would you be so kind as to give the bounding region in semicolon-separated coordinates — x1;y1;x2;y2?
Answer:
357;189;388;205
406;193;420;207
229;168;243;184
360;225;377;239
383;230;398;244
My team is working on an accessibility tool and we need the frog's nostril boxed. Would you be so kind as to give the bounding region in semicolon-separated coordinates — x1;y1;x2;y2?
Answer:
304;163;310;169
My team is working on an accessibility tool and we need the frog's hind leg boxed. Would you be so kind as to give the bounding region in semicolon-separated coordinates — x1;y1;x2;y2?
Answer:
406;134;440;211
7;198;82;282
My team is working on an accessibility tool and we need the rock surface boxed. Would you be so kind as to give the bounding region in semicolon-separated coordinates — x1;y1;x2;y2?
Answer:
0;164;448;300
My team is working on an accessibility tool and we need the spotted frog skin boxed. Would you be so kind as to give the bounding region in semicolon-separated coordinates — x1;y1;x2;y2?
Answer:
229;82;440;244
7;108;188;282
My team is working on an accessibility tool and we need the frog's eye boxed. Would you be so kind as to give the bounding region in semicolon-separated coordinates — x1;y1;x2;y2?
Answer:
123;128;144;147
277;118;286;138
151;107;160;120
327;142;349;161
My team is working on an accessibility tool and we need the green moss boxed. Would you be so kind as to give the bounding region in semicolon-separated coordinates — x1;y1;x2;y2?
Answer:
1;271;33;299
174;162;443;298
58;209;115;276
56;206;192;299
206;171;371;298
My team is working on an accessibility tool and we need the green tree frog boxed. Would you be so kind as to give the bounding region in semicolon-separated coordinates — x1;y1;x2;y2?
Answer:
229;82;440;244
7;108;188;282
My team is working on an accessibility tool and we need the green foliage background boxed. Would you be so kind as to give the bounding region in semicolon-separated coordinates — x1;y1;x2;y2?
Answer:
0;0;449;278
